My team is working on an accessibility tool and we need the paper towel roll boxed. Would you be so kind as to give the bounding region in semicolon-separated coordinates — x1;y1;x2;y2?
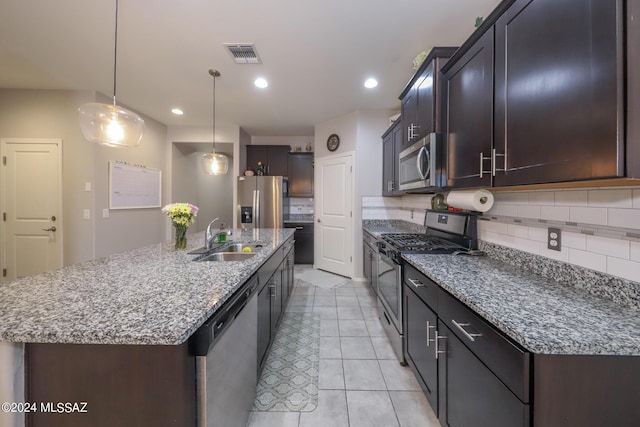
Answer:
446;190;494;212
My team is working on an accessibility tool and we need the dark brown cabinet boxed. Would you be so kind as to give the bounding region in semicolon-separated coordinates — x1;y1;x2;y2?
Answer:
285;223;314;264
246;145;290;176
400;47;457;150
406;285;438;412
493;0;623;186
288;153;314;197
382;119;403;196
442;29;494;189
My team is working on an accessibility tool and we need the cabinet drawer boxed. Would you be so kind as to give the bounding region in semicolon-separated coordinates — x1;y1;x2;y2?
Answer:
403;264;438;312
438;289;530;403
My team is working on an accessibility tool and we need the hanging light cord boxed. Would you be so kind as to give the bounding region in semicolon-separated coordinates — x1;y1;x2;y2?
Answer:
112;0;119;106
210;69;220;154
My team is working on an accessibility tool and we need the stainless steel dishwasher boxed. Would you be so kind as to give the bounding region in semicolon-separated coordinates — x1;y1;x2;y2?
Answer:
192;275;258;427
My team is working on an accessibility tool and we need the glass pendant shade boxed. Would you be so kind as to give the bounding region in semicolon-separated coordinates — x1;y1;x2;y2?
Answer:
201;152;230;175
79;102;145;147
202;68;229;176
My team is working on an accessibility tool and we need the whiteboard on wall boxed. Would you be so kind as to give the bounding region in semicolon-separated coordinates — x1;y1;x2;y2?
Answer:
109;161;162;209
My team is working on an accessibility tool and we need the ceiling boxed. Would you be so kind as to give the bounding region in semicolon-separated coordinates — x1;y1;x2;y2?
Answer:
0;0;501;136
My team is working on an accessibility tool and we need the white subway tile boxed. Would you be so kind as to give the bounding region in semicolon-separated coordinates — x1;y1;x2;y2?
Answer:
540;206;571;222
497;192;529;205
507;224;529;238
529;191;555;206
631;242;640;263
608;208;640;229
513;237;541;254
517;205;541;219
585;235;630;259
496;204;519;216
539;244;569;262
562;232;587;250
568;249;607;273
633;189;640;209
555;190;588;207
491;222;510;235
606;257;640;283
588;189;633;208
569;207;608;226
528;227;547;243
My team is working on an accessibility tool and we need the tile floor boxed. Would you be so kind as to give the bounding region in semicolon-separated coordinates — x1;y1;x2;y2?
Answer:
247;266;440;427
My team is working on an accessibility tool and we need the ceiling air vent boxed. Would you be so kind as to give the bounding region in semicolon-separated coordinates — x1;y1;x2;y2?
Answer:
224;44;262;64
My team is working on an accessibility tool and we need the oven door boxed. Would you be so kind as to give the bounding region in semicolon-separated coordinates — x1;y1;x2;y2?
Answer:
377;247;402;333
398;133;439;191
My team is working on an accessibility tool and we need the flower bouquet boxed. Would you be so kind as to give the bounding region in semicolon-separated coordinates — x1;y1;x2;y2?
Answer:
162;203;199;250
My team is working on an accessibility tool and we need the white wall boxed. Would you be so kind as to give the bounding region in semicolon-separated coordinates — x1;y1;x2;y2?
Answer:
251;135;313;152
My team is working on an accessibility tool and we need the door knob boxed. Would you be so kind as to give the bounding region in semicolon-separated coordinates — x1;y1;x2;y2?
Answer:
42;226;57;232
317;218;321;223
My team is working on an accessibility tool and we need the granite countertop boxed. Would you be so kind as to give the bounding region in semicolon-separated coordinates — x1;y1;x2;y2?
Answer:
0;228;294;346
362;219;640;356
404;253;640;356
362;219;426;237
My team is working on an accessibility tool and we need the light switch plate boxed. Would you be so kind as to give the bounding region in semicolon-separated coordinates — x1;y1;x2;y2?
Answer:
102;209;110;219
83;209;90;220
84;182;91;192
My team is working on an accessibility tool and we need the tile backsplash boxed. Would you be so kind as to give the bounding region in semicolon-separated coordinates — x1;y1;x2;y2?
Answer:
289;197;314;214
363;186;640;283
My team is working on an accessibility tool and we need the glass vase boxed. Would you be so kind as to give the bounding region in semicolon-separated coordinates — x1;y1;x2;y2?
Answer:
174;225;187;250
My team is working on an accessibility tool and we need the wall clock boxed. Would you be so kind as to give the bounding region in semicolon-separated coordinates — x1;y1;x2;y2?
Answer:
327;134;340;152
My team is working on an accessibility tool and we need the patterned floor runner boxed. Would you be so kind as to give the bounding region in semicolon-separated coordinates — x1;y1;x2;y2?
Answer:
253;313;320;411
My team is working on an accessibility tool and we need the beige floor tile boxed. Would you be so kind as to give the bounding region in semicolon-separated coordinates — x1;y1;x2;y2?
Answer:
379;360;422;391
320;319;339;336
299;390;349;427
346;390;400;427
343;359;386;390
318;359;345;390
246;411;300;427
389;391;440;427
340;337;376;359
338;320;369;337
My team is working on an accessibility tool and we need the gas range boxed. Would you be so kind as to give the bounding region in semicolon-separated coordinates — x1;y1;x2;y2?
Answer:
379;233;468;254
375;210;479;365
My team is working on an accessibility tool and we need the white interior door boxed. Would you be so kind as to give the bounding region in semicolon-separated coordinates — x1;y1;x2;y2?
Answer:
314;152;353;277
1;138;63;282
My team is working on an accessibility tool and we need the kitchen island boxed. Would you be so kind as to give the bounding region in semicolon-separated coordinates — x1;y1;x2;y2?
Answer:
0;228;295;427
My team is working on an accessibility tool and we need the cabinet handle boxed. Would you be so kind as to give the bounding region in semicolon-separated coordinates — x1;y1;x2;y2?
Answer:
434;332;447;359
407;278;424;288
270;284;276;298
451;319;482;342
426;320;436;347
295;226;304;230
479;152;492;178
493;148;506;175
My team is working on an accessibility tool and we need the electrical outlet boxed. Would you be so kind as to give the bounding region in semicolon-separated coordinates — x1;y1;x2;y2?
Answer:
547;228;561;251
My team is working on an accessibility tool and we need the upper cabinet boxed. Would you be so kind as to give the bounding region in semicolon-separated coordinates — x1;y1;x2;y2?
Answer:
493;0;623;186
442;0;630;189
246;145;290;176
442;30;494;189
400;47;458;150
288;153;314;197
382;119;403;196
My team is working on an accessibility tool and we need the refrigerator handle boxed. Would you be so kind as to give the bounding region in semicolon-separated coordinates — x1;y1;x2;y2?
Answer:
254;190;260;228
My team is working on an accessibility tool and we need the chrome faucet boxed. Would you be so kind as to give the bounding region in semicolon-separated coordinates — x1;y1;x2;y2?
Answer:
205;218;220;249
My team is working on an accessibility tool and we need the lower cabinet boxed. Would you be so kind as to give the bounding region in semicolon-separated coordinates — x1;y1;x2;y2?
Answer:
285;223;314;264
405;286;438;412
363;231;378;294
257;279;272;368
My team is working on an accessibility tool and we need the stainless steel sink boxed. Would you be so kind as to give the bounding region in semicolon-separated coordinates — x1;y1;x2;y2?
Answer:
195;252;256;262
221;243;263;253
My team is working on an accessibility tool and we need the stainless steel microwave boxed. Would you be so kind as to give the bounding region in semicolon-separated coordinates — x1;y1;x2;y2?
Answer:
398;133;441;191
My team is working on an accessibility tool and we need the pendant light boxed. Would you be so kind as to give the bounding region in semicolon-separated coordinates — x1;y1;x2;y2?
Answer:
78;0;144;147
201;69;229;175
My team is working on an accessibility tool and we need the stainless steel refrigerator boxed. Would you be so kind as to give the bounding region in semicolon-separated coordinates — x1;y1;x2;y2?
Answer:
237;176;288;229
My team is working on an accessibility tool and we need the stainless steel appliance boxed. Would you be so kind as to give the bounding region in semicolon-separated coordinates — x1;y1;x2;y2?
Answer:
376;210;478;363
398;133;442;191
237;176;288;229
192;276;258;427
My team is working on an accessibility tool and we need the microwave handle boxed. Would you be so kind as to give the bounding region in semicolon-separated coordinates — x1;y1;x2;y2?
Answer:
417;146;430;180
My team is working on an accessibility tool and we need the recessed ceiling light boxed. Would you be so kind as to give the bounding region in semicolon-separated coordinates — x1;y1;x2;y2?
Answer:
364;78;378;89
171;108;184;115
254;77;269;89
